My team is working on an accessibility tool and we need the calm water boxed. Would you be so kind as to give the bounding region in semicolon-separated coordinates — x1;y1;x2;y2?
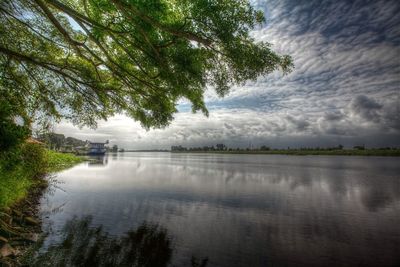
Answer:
38;153;400;267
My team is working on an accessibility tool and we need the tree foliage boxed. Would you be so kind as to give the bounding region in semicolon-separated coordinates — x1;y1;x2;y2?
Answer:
0;0;292;128
0;91;30;151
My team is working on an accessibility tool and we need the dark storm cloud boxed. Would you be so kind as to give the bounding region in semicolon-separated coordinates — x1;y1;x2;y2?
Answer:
323;111;345;122
350;95;383;123
382;101;400;131
285;115;310;131
56;0;400;148
350;95;400;132
316;95;399;137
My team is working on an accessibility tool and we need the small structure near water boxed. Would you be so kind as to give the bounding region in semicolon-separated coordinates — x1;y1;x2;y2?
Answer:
86;140;109;155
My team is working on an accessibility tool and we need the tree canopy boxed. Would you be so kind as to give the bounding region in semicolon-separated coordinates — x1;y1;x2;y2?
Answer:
0;0;292;128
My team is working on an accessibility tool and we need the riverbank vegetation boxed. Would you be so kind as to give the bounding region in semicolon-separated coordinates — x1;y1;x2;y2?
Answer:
22;216;208;267
1;99;82;262
0;143;45;209
0;142;82;264
46;150;84;173
0;144;83;210
171;145;400;156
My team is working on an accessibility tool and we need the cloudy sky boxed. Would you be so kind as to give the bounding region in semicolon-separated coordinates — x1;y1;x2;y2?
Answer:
56;0;400;149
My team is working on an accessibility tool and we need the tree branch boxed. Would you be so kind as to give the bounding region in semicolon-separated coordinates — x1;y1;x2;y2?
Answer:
33;0;83;55
0;46;94;88
45;0;128;34
111;0;212;46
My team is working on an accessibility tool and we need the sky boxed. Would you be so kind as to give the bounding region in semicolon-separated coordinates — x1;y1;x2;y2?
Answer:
55;0;400;149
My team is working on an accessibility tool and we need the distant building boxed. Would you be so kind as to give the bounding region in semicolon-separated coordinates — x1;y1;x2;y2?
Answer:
171;145;187;151
86;140;109;155
216;144;226;151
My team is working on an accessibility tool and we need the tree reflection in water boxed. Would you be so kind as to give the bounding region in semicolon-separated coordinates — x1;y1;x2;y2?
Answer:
25;216;207;267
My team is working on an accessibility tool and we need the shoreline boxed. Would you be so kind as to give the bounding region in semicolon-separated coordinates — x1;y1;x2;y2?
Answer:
170;149;400;157
0;179;46;266
0;150;83;266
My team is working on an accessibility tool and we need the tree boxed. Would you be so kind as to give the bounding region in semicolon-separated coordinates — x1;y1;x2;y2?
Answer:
0;91;30;151
112;144;118;152
216;143;226;150
65;136;86;147
0;0;292;129
39;132;65;150
25;217;173;267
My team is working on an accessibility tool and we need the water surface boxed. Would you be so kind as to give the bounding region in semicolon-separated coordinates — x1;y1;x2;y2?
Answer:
39;153;400;266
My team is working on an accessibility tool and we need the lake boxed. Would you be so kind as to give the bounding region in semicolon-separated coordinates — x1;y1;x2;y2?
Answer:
37;153;400;267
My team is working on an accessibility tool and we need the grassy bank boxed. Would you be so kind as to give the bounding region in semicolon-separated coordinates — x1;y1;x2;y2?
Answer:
46;150;84;173
172;149;400;156
0;143;83;264
0;144;83;209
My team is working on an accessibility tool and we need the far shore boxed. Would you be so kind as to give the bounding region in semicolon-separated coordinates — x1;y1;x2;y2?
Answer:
168;149;400;157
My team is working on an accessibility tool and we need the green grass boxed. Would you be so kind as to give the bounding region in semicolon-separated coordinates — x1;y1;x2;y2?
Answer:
0;165;34;209
46;150;84;173
0;147;83;209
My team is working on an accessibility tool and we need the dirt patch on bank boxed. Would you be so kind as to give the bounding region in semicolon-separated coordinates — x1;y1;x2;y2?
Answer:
0;179;47;266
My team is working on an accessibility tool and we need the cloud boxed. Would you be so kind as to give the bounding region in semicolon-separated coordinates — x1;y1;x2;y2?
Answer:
56;95;400;149
350;95;382;123
285;115;310;132
323;111;345;122
316;95;399;137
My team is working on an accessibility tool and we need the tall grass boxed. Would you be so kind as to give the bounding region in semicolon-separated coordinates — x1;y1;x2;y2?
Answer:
0;165;34;208
0;143;83;209
46;150;83;173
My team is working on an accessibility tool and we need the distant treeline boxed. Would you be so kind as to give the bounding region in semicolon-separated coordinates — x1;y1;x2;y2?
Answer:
124;149;169;152
171;144;400;156
37;133;121;153
38;133;86;150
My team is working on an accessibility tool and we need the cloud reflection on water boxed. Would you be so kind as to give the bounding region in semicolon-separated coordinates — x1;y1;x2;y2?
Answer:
40;153;400;267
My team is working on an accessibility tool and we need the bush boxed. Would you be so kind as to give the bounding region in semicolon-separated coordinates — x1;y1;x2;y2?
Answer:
0;135;82;208
0;96;30;152
0;143;47;208
46;150;83;172
0;166;33;208
20;143;47;179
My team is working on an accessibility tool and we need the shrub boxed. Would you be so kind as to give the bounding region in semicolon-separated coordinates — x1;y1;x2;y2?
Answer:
0;96;30;152
45;150;83;172
0;143;48;208
20;143;47;179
